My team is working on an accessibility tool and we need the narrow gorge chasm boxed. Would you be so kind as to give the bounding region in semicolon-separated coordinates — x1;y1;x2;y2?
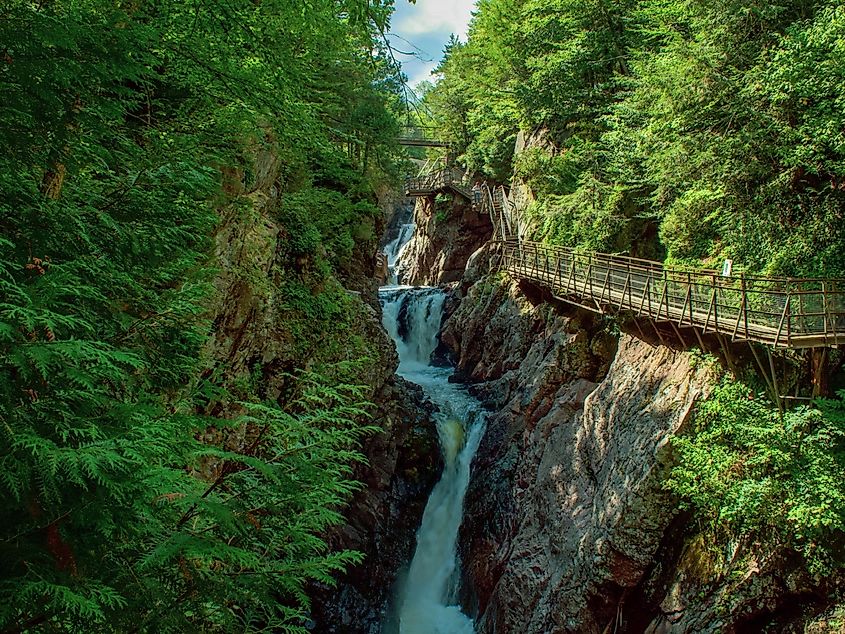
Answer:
321;174;844;634
7;3;845;633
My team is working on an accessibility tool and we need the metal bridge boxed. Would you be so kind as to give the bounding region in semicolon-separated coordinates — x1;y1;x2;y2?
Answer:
397;126;451;148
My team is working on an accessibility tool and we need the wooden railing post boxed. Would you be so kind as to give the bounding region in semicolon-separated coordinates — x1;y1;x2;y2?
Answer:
557;256;562;289
774;292;791;348
713;274;719;332
485;238;844;348
732;272;747;341
787;290;792;345
687;272;694;326
822;281;829;340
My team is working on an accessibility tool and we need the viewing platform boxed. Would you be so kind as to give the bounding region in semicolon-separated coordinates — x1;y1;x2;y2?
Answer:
495;240;845;349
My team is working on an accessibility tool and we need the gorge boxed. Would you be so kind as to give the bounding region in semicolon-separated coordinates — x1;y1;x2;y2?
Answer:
2;1;844;633
356;175;845;633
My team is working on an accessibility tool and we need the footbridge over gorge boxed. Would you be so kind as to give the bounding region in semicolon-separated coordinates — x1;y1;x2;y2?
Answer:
403;168;845;352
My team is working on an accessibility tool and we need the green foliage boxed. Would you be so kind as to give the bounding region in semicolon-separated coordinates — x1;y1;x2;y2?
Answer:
426;0;845;277
0;0;401;631
666;380;845;575
278;188;378;268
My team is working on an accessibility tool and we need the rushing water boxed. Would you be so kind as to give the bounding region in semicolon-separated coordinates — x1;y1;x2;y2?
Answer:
383;220;415;285
379;286;483;634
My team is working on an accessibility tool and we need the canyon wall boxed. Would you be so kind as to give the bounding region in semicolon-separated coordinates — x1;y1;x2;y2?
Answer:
397;192;492;286
205;141;441;632
394;128;842;630
440;269;841;633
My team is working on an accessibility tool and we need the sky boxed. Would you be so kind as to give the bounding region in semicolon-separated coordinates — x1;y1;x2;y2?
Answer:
388;0;477;89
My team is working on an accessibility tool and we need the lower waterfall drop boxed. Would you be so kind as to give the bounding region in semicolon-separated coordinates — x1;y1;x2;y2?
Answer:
379;286;483;634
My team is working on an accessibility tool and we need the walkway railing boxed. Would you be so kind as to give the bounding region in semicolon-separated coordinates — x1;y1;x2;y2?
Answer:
496;240;845;349
397;126;451;148
404;167;471;199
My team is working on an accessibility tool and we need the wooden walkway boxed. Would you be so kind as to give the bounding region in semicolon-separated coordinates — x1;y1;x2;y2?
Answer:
404;167;471;199
401;166;845;349
495;240;845;349
397;126;451;148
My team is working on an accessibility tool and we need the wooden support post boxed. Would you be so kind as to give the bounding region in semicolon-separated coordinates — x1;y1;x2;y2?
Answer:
650;318;667;346
670;322;688;349
767;347;784;414
692;326;707;352
811;347;829;398
717;333;738;378
632;318;649;342
748;342;780;411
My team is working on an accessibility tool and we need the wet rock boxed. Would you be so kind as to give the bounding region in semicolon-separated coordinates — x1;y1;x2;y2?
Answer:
308;378;443;633
442;275;716;633
441;271;842;632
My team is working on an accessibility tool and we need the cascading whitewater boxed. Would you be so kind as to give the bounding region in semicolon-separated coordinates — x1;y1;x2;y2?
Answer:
380;287;446;372
383;221;415;285
379;286;483;634
385;222;415;285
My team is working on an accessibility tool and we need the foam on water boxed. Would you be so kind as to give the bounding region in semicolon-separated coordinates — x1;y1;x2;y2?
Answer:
379;286;483;634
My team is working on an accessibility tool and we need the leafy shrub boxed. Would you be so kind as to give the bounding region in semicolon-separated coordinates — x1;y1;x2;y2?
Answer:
667;379;845;574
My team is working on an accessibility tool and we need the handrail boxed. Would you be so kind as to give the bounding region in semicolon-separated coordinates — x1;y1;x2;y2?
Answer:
494;239;845;349
397;125;451;147
404;167;472;199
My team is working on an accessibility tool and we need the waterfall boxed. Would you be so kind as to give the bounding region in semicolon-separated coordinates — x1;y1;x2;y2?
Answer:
380;286;483;634
382;205;415;285
380;287;446;372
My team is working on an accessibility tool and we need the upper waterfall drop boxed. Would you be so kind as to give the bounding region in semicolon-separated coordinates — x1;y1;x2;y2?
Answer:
384;221;415;286
381;199;416;286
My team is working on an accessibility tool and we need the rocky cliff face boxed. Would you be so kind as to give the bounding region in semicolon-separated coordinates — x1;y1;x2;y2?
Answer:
397;193;492;286
308;377;443;632
391;126;842;633
441;268;711;632
204;141;441;633
440;265;841;632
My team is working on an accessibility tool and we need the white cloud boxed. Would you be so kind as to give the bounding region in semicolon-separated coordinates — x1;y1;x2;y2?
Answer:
394;0;476;40
408;61;439;87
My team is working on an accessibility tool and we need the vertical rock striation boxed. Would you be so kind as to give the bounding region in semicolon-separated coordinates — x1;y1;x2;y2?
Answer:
440;269;841;632
442;273;717;633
